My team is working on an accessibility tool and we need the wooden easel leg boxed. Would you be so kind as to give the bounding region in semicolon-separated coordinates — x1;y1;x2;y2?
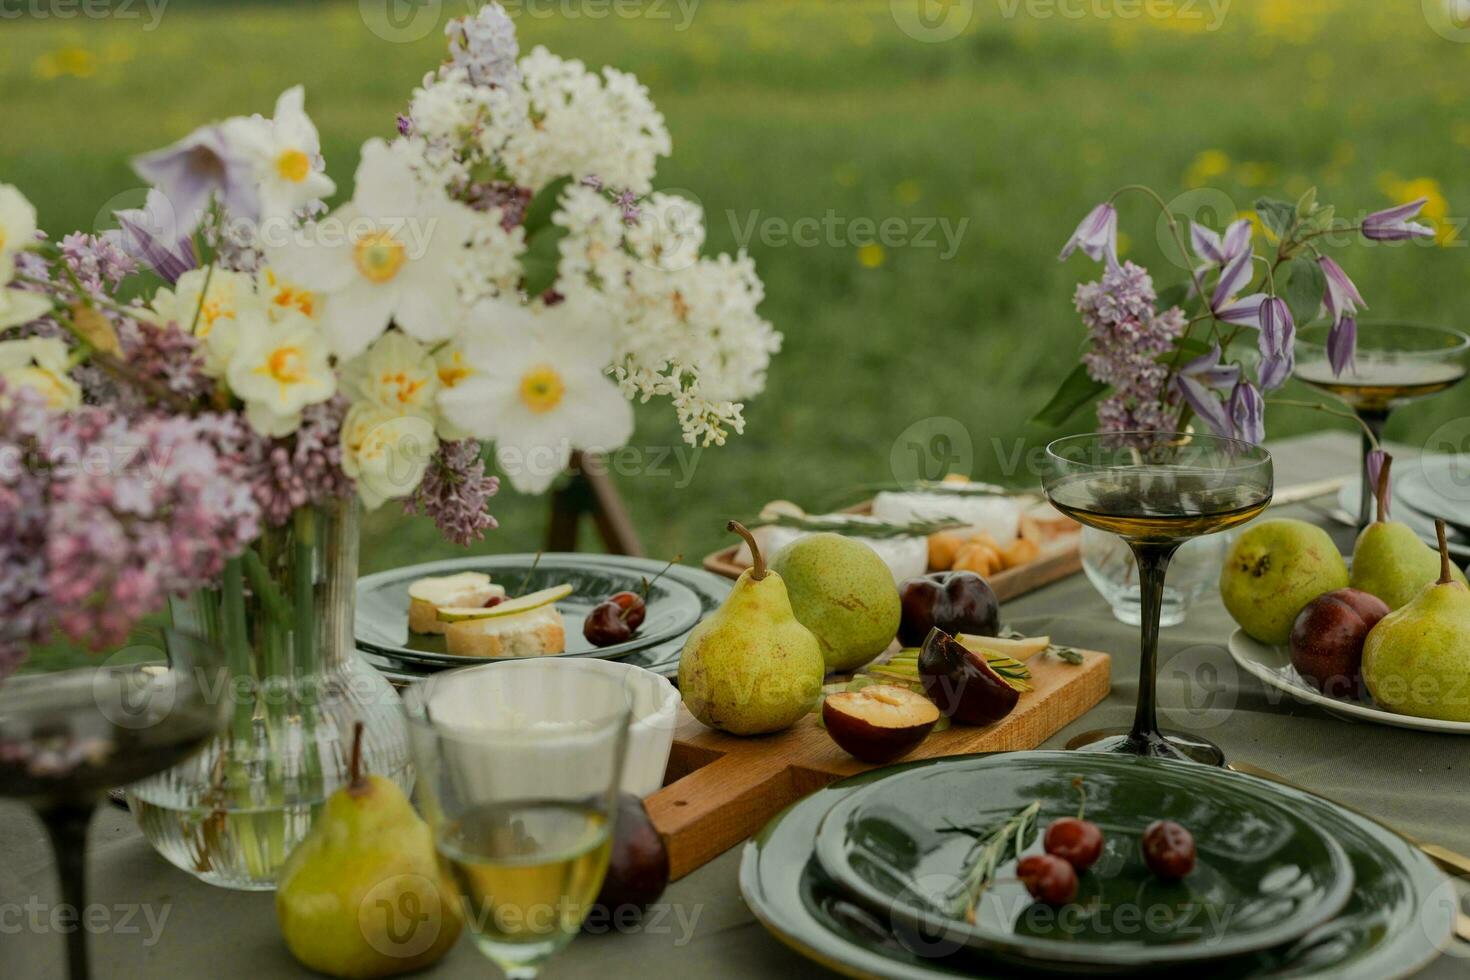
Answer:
543;451;645;557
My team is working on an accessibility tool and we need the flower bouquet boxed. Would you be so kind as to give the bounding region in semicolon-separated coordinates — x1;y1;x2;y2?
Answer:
0;3;776;888
1039;184;1434;442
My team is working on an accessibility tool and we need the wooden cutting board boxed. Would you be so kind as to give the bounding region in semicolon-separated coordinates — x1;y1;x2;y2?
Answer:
645;647;1111;880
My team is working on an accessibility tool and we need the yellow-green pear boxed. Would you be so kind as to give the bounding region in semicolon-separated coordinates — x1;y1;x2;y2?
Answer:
1362;521;1470;722
1350;456;1468;609
770;533;901;672
277;724;462;979
1220;518;1348;645
679;522;825;735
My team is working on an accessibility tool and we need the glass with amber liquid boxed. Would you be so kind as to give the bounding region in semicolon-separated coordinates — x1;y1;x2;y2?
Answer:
405;664;631;978
1044;432;1273;765
1294;322;1469;529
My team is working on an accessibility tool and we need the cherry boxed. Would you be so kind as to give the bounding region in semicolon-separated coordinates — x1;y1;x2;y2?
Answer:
607;591;647;630
583;601;633;647
481;595;504;609
1016;854;1078;907
1044;817;1104;872
1141;820;1196;879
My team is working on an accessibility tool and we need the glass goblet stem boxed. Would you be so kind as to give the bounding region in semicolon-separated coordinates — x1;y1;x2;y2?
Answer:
1127;540;1181;750
1356;409;1389;531
38;801;96;980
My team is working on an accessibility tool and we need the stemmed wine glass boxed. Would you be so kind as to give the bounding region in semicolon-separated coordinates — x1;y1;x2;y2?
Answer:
1042;432;1273;766
1294;322;1469;530
0;629;230;980
404;662;631;979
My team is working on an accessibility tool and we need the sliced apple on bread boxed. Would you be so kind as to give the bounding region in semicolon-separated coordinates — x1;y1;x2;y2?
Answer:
407;572;507;634
442;584;573;658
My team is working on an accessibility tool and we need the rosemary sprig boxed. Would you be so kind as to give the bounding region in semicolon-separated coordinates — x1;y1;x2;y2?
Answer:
750;512;965;539
907;480;1038;499
939;800;1041;922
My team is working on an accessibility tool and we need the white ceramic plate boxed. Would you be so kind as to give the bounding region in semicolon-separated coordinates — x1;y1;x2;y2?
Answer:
1338;478;1470;559
1227;628;1470;734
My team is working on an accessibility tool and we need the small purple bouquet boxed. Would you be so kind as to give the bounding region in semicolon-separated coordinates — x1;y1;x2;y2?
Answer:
1039;185;1435;441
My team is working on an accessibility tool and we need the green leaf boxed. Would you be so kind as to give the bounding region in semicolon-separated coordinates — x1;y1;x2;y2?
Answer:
1284;255;1326;326
1295;186;1318;220
1031;363;1106;427
521;176;572;238
1156;281;1190;312
1255;197;1296;239
519;224;570;297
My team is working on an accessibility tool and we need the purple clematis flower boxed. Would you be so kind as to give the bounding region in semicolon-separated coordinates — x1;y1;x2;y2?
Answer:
1210;249;1256;315
1229;380;1265;445
114;189;198;285
1362;198;1435;241
1327;316;1357;377
1257;297;1295;392
1173;344;1239;438
1319;256;1365;325
132;123;260;236
1191;218;1252;267
1059;203;1119;269
1215;292;1268;327
1366;449;1389;517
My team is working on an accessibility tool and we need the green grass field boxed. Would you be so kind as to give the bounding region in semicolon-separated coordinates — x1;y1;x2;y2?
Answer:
4;0;1469;573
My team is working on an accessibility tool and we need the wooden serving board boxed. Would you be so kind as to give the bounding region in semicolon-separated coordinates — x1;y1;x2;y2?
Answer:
645;647;1111;880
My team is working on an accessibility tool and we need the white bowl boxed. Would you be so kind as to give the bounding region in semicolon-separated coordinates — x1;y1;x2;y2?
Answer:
422;658;678;797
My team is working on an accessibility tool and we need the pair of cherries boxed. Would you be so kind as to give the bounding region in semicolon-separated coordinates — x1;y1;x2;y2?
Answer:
582;591;647;647
1016;783;1195;906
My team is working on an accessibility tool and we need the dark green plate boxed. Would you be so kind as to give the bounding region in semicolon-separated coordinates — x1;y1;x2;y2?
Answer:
355;554;704;670
814;753;1355;972
743;753;1453;980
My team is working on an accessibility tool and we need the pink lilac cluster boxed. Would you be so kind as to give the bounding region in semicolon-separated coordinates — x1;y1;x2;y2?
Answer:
58;232;138;295
118;320;213;400
1075;261;1187;433
404;439;500;546
0;385;261;673
222;396;354;528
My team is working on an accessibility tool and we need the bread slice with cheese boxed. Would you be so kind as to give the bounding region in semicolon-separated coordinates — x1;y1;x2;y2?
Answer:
408;572;506;635
444;604;567;658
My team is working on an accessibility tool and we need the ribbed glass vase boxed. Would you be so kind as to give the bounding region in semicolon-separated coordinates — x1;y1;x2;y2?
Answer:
125;499;411;890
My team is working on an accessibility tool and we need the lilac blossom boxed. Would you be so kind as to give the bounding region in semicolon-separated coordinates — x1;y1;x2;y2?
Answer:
58;232;137;295
1075;261;1185;433
1059;203;1119;269
1362;199;1435;242
1256;297;1295;392
131;123;261;236
404;439;500;546
444;3;521;88
1229;381;1265;445
1328;316;1357;376
1319;256;1365;325
221;396;353;528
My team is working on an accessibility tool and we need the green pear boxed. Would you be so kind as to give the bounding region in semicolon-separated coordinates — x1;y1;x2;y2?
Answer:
679;521;826;735
770;533;901;672
1350;456;1468;609
1221;518;1348;644
1362;521;1470;722
277;724;462;979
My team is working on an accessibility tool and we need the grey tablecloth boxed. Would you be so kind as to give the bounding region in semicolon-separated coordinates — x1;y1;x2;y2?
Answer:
3;432;1466;979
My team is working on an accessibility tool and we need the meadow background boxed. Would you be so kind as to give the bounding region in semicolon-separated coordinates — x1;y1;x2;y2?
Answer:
4;0;1469;574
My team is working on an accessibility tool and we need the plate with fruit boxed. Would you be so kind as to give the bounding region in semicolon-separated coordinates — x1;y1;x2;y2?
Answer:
740;752;1454;980
355;554;705;669
810;752;1357;972
1221;491;1470;731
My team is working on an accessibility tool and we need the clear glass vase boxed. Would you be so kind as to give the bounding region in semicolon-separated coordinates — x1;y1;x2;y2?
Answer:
125;499;411;890
1080;525;1231;627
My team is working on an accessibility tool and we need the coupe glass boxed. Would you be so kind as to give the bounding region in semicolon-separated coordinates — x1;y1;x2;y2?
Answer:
0;629;229;980
404;663;631;979
1294;322;1469;529
1043;432;1273;765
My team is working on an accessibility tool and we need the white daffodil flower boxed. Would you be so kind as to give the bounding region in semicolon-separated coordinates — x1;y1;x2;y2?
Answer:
0;184;39;285
236;86;336;226
340;403;437;509
0;337;81;410
272;138;476;360
148;266;263;377
437;299;633;493
257;265;320;323
225;308;336;437
340;330;440;420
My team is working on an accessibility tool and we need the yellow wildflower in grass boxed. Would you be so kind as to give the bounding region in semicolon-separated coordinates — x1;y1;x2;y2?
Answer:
1235;162;1274;188
1378;175;1455;245
33;47;96;81
1237;210;1277;246
1185;150;1231;189
857;243;885;269
895;180;922;206
834;163;860;188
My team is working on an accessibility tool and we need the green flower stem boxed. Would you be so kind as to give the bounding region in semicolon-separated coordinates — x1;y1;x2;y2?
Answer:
292;508;323;798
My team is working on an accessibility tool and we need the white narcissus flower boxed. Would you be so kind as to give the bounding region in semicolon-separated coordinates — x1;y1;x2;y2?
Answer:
234;86;336;225
431;340;476;440
0;287;52;331
0;337;81;410
341;330;440;421
272;138;477;360
257;265;320;322
340;403;438;509
438;299;634;494
0;184;39;283
226;309;336;436
148;266;262;376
